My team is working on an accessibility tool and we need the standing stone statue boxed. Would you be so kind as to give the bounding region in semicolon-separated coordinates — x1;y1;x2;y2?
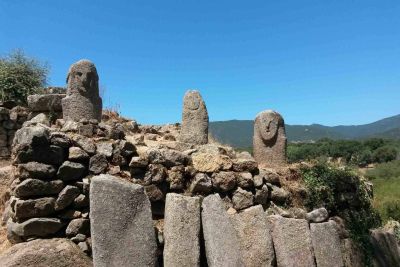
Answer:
253;110;287;167
62;60;102;122
179;90;209;145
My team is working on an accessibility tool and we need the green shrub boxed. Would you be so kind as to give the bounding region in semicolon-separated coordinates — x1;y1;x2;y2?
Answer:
301;164;381;265
0;49;48;105
365;160;400;180
385;201;400;221
373;146;398;163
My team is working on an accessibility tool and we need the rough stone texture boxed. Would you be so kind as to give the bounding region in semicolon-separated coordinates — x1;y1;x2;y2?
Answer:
253;110;287;167
55;185;81;211
341;238;364;267
189;172;212;194
66;218;90;237
15;178;63;197
62;60;102;121
179;90;209;145
269;216;316;267
232;187;254;210
211;171;237;192
254;184;269;205
201;194;242;267
192;152;232;172
164;193;201;267
310;221;344;267
269;184;289;204
90;174;157;267
18;162;56;180
57;161;86;181
0;238;93;267
232;205;275;267
370;229;400;267
89;154;108;174
14;197;56;220
7;217;64;238
306;207;329;223
68;146;89;161
27;94;65;112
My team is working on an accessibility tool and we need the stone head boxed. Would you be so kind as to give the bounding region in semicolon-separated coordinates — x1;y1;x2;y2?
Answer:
66;60;99;97
255;110;284;142
184;90;202;111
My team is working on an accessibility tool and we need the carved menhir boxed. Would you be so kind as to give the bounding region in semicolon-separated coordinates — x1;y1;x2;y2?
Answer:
179;90;209;145
62;60;102;122
253;110;287;167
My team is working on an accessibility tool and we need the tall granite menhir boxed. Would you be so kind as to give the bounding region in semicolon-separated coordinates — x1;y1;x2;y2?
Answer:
253;110;287;167
179;90;209;145
62;60;102;122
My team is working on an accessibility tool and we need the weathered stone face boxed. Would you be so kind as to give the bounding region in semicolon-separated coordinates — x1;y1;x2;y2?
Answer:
179;90;209;145
62;60;102;122
253;110;287;167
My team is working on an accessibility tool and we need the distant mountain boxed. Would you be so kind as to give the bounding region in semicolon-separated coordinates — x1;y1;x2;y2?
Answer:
209;114;400;148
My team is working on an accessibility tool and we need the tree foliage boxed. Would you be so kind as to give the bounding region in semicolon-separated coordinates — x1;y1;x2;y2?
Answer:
288;138;399;166
0;50;49;105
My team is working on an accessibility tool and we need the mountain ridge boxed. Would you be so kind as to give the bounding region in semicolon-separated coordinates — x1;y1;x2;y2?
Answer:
209;114;400;148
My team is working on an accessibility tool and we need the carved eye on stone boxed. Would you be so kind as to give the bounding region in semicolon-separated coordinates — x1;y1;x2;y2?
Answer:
76;72;83;77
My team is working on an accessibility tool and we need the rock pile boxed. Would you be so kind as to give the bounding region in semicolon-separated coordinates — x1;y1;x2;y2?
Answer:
0;105;29;158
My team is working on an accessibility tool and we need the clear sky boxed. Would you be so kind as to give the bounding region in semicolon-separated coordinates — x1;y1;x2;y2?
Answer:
1;1;399;126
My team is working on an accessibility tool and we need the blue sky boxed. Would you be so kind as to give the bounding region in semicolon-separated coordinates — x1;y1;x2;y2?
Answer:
1;1;399;125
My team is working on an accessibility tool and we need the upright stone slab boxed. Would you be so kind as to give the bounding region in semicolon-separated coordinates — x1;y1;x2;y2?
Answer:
62;60;102;122
232;205;275;267
179;90;209;145
310;221;344;267
90;174;157;267
269;216;316;267
370;229;400;267
164;193;201;267
202;194;242;267
253;110;287;167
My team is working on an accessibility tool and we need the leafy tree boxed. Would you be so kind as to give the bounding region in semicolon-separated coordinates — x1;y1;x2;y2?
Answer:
0;49;49;105
373;146;398;163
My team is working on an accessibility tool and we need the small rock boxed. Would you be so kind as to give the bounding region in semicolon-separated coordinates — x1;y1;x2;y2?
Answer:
145;184;164;202
269;184;289;204
254;184;269;205
306;207;329;223
18;162;56;180
8;217;64;238
96;141;113;158
68;147;89;161
15;179;64;198
66;218;90;237
167;166;185;190
71;234;87;243
129;156;148;168
73;194;89;208
144;164;166;184
237;172;254;188
212;171;236;192
189;173;212;194
57;161;86;181
89;154;108;174
232;187;254;210
55;185;81;211
192;152;232;172
14;197;56;220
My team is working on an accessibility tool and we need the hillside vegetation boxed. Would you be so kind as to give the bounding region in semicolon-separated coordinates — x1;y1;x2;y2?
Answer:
210;114;400;147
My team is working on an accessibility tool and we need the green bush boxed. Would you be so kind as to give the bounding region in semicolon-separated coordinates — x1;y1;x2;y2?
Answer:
373;146;398;163
0;49;48;105
365;160;400;180
301;164;381;265
385;201;400;221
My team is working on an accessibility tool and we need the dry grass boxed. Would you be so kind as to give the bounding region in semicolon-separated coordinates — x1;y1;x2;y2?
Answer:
0;225;11;255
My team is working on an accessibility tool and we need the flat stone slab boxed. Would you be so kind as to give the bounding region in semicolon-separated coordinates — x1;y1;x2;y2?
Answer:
163;193;201;267
310;221;344;267
201;194;242;267
90;174;157;267
27;94;65;112
232;205;275;267
269;216;316;267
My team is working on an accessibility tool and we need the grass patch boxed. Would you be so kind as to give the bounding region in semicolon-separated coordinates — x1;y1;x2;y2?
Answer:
366;160;400;222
